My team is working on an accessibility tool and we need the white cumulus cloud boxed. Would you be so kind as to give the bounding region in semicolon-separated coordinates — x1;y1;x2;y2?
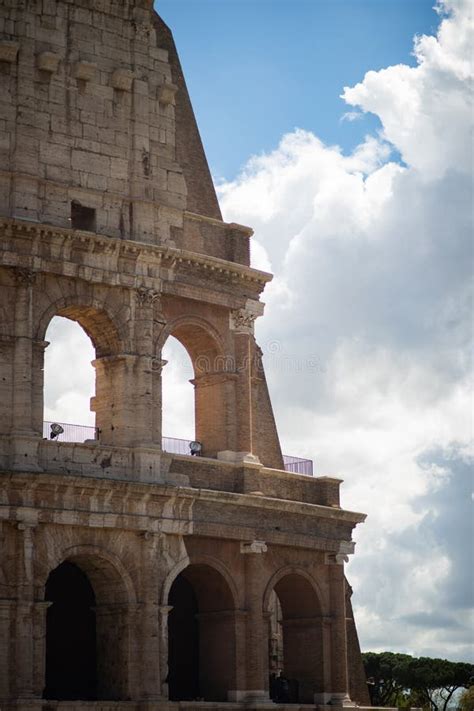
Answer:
217;0;473;660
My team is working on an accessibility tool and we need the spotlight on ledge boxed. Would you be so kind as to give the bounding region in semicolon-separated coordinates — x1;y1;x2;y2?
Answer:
189;441;202;456
50;423;64;440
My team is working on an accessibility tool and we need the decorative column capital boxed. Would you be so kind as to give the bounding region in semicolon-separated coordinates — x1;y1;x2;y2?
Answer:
17;521;37;532
136;287;161;307
230;300;264;335
151;357;168;373
326;541;355;565
326;553;348;565
13;268;37;286
240;540;267;554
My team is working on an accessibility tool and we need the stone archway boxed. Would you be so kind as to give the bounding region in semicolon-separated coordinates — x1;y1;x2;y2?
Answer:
42;546;136;702
264;569;325;704
159;317;233;456
166;562;238;702
44;561;97;700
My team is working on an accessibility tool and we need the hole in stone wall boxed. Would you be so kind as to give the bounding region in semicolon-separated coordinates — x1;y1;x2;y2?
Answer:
71;201;96;231
44;561;97;700
162;335;195;443
168;574;200;700
269;575;324;704
44;316;95;440
168;564;236;701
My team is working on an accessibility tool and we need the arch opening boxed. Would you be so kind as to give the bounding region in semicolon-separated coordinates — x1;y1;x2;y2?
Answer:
43;316;95;439
268;573;324;704
167;564;236;702
43;551;133;701
162;335;195;446
161;320;231;457
44;561;97;700
41;306;128;446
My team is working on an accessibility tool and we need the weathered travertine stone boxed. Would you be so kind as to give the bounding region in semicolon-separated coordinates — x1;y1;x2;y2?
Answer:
36;51;60;73
111;67;134;91
0;40;18;62
0;1;370;709
158;81;178;105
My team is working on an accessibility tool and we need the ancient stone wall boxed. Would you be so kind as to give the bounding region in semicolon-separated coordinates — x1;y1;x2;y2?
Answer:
0;1;370;707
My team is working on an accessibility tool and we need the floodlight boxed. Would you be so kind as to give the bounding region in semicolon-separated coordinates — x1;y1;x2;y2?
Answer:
50;423;64;440
189;441;202;456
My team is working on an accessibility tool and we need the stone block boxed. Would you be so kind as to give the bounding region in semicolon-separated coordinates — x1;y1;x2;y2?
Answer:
110;157;128;180
73;60;97;82
71;149;109;176
0;40;19;63
167;170;187;196
158;82;178;106
83;172;108;191
40;141;70;168
111;67;134;91
133;78;149;96
36;51;60;73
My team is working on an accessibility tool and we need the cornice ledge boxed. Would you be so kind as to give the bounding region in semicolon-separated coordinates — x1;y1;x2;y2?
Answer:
180;486;367;524
184;211;254;236
169;246;272;285
0;217;272;286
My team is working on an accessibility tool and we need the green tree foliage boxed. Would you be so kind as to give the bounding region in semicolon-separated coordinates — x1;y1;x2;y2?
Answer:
362;652;473;710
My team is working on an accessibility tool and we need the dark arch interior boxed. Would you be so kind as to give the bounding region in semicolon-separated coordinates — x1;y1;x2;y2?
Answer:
44;561;97;700
269;574;323;704
167;565;236;702
168;574;200;701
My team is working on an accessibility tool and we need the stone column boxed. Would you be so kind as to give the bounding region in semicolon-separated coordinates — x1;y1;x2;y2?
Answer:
220;303;264;465
133;287;161;445
151;356;167;449
139;601;163;701
0;599;14;698
92;354;150;447
159;604;173;698
328;556;353;706
14;522;37;698
32;601;51;698
232;609;248;697
238;540;270;704
10;269;41;471
12;269;35;435
31;340;49;436
235;330;253;454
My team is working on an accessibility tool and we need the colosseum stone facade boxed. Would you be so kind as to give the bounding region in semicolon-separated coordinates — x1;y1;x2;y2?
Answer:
0;1;370;708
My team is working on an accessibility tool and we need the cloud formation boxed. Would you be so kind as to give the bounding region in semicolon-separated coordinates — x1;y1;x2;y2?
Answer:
217;0;473;660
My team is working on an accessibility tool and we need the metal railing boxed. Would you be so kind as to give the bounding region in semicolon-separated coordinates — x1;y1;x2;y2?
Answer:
43;421;98;443
43;421;314;476
282;454;314;476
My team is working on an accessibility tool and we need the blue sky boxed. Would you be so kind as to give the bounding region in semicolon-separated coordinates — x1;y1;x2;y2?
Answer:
156;0;436;179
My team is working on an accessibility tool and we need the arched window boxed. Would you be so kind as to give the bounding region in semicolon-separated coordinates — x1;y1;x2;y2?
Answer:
168;564;237;701
162;335;195;448
44;561;97;700
43;550;135;701
43;316;95;441
267;573;324;704
160;320;231;457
